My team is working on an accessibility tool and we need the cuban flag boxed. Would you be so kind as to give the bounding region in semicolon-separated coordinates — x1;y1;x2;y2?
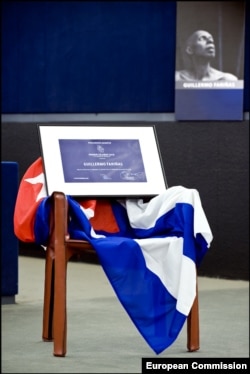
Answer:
14;157;213;354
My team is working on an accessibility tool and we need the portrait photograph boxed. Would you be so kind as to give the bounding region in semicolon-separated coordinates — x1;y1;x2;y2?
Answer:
175;1;246;120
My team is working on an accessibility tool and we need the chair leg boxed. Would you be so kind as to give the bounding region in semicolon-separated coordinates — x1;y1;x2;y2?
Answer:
187;284;199;352
42;248;54;341
53;244;67;357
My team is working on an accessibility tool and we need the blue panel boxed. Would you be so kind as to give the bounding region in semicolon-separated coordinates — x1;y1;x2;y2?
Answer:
175;89;244;121
1;162;19;297
244;1;250;111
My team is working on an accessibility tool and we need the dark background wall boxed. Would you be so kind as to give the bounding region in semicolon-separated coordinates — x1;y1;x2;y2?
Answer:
2;120;249;281
2;1;249;113
1;1;249;281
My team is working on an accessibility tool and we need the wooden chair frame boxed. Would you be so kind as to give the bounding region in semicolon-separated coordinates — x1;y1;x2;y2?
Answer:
42;191;200;357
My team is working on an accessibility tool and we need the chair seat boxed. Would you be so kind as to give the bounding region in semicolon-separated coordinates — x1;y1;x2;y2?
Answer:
65;239;94;249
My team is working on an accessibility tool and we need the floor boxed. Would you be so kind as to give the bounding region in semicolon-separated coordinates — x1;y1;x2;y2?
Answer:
2;256;249;373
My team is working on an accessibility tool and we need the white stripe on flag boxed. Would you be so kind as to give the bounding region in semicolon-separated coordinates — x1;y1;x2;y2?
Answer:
135;236;196;315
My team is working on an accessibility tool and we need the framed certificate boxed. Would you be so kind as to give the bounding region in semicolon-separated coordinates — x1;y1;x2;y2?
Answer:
38;124;167;197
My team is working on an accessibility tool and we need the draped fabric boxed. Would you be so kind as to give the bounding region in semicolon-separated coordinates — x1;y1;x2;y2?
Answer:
14;157;213;354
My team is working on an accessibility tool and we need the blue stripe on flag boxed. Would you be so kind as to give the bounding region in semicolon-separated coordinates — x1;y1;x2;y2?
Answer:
90;235;187;354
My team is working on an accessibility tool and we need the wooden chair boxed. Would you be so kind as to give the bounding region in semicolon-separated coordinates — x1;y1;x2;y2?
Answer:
42;191;200;357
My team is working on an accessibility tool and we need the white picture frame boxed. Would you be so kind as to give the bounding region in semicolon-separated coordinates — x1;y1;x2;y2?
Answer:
38;124;167;197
